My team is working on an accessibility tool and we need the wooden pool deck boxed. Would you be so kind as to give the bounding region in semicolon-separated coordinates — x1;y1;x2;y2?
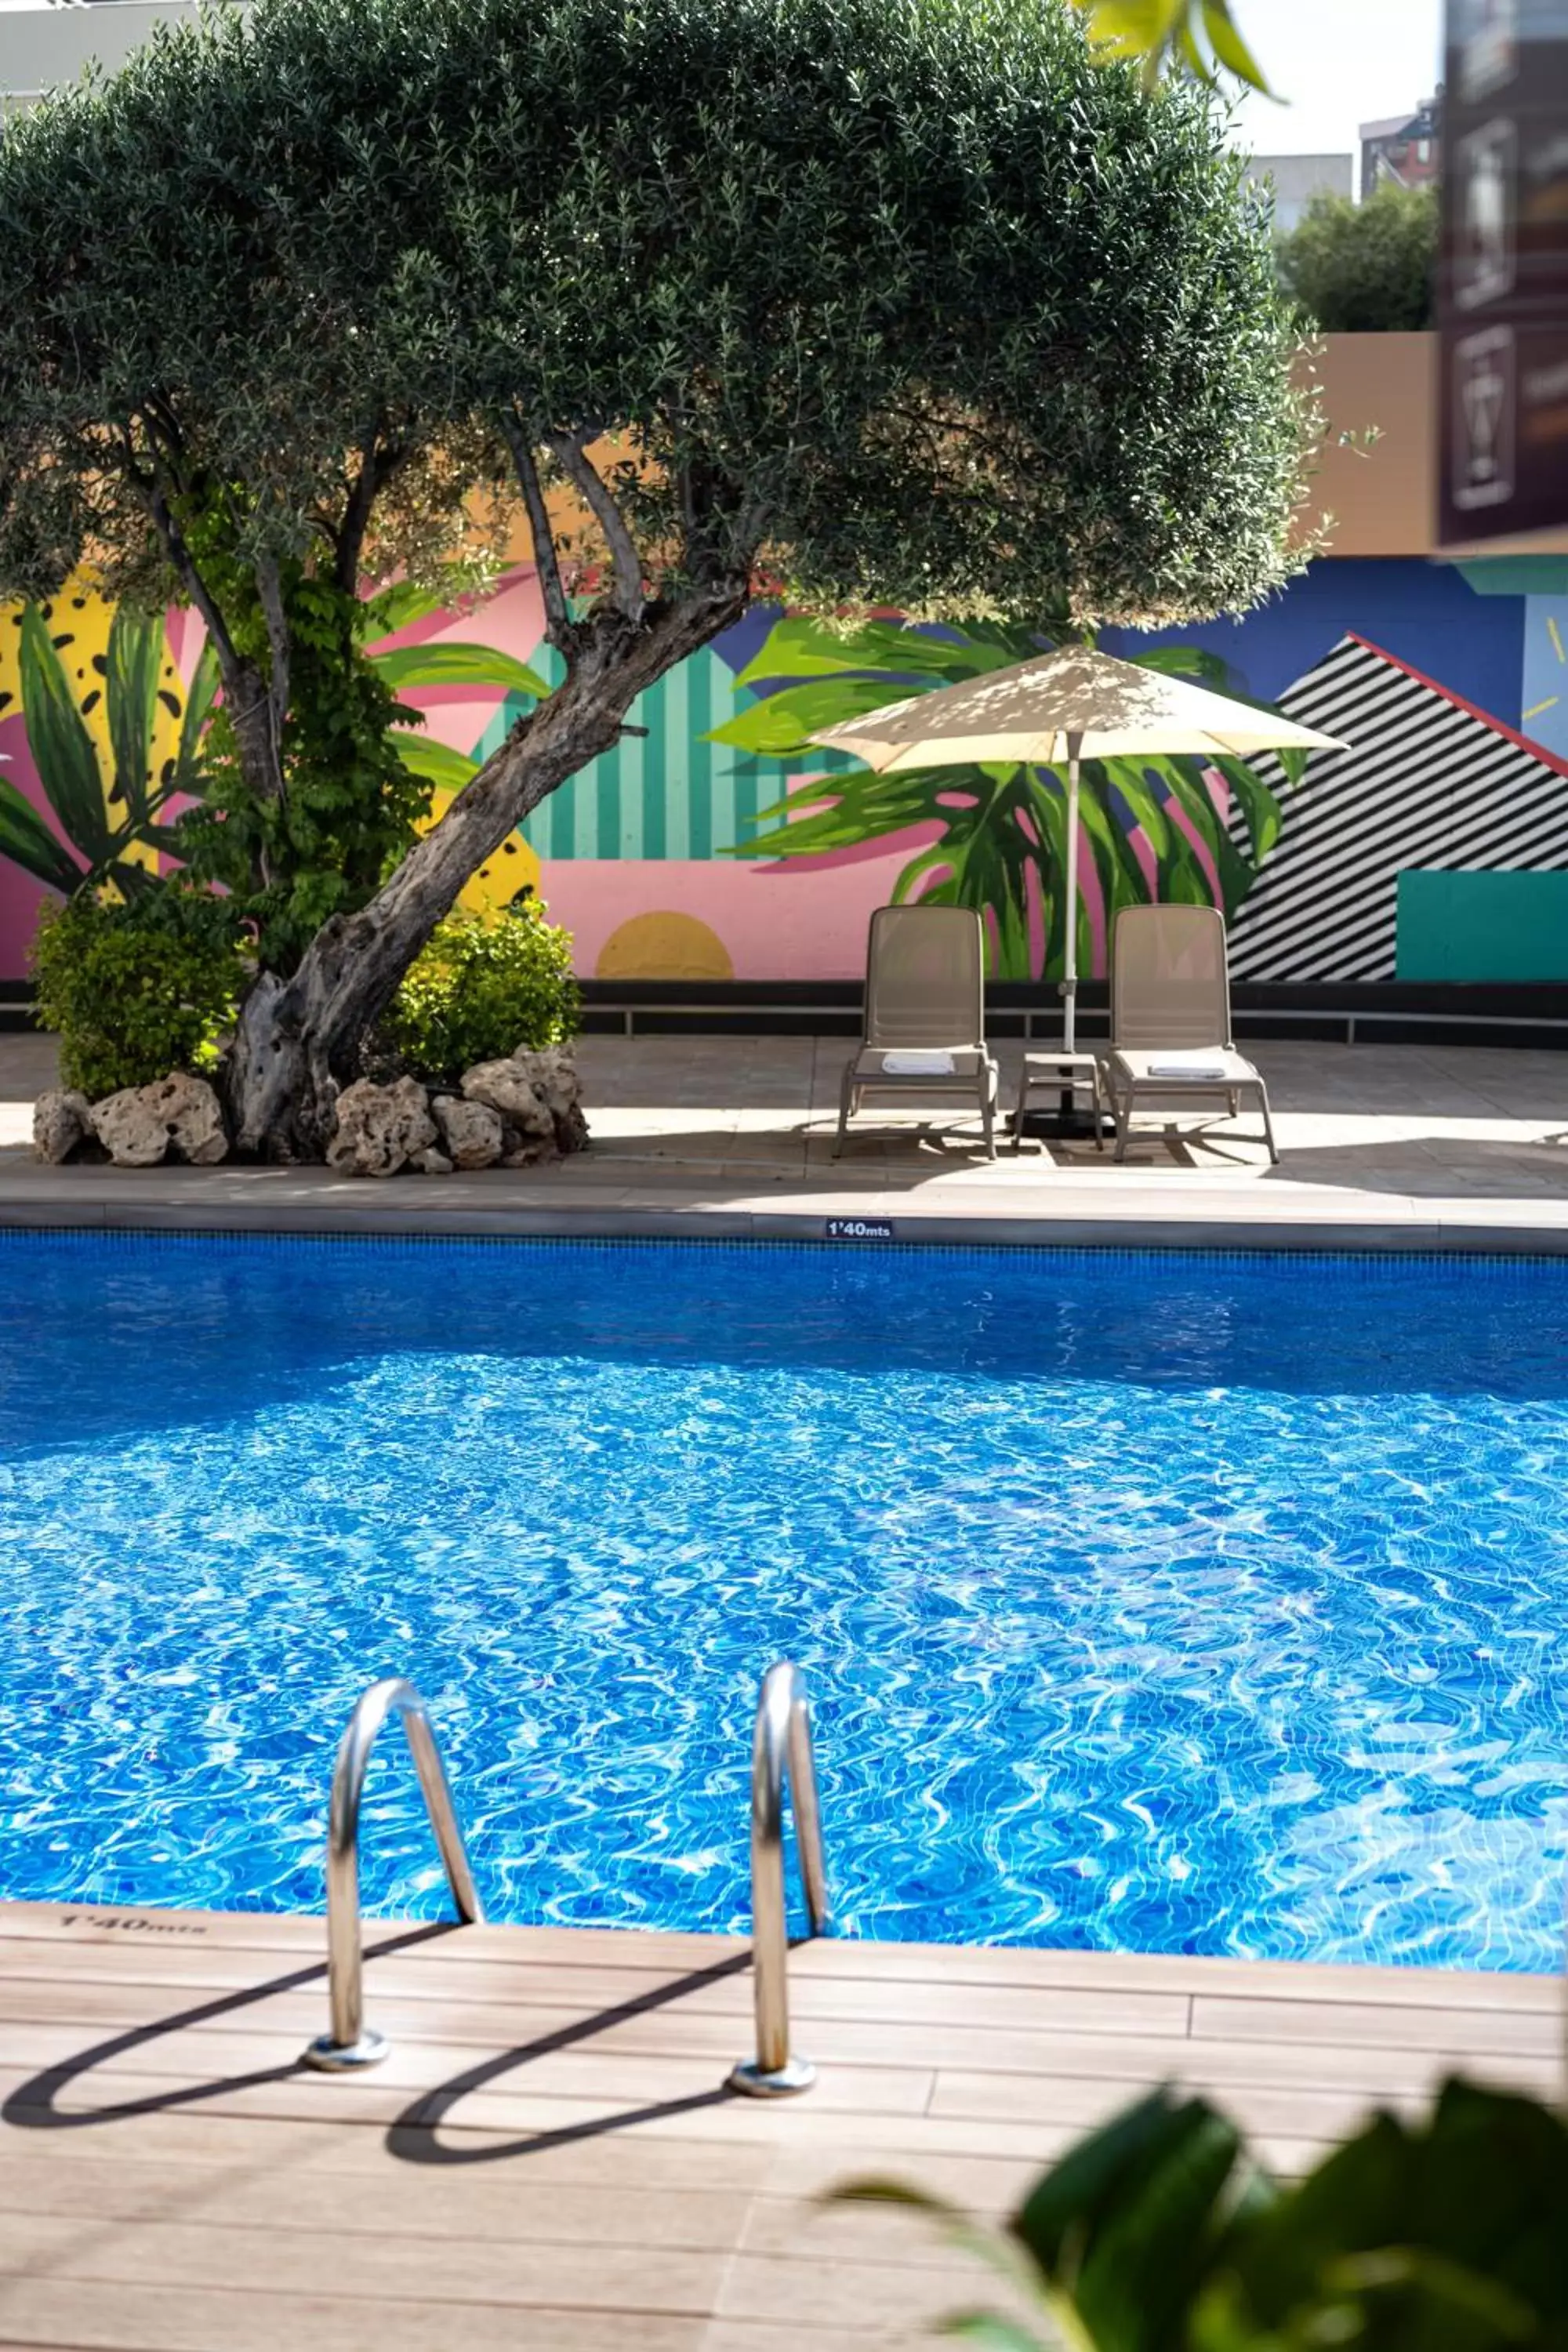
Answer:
0;1901;1557;2350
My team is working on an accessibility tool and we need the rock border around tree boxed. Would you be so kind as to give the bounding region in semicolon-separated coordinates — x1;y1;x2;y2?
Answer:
34;1049;590;1177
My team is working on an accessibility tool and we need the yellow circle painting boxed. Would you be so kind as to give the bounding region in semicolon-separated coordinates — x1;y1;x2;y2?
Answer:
596;912;734;980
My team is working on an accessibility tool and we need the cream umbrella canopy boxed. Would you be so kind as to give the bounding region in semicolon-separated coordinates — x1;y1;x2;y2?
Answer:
810;643;1350;1054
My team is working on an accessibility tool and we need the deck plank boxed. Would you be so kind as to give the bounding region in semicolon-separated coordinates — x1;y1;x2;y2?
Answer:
0;1900;1555;2350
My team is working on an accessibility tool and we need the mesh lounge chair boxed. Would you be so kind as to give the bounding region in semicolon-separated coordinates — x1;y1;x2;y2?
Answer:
834;906;999;1159
1101;905;1278;1165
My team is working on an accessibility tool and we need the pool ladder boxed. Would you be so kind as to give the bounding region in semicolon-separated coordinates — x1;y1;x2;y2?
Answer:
301;1678;484;2071
302;1661;830;2094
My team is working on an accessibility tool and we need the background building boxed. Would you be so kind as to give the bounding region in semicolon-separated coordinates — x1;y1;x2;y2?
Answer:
1242;154;1355;234
1360;92;1443;197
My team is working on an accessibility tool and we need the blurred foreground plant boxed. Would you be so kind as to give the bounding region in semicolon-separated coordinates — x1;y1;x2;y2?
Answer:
838;2078;1568;2352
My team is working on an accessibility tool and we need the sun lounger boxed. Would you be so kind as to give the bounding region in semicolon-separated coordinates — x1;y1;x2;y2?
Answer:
1101;905;1278;1164
834;905;999;1159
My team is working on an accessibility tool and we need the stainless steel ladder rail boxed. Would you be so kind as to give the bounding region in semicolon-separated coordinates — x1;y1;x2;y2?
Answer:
303;1677;485;2071
728;1661;831;2096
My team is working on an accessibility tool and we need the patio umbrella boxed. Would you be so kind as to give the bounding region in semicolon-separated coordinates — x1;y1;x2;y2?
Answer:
810;643;1349;1057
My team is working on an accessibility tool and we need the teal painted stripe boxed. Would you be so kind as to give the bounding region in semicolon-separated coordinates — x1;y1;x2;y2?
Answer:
730;754;757;848
637;679;664;860
554;775;579;860
572;746;599;858
688;651;713;858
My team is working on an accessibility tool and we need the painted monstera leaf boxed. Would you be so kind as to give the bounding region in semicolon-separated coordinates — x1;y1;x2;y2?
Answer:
709;617;1300;981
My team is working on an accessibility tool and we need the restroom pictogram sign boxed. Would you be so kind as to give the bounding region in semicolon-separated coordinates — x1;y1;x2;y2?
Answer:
1439;0;1568;542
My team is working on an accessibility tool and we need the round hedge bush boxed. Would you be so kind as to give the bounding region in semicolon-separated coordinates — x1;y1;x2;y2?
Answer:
31;885;244;1100
381;898;579;1087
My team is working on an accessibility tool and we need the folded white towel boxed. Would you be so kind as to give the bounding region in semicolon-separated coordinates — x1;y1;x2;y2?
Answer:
1148;1055;1229;1080
880;1050;956;1075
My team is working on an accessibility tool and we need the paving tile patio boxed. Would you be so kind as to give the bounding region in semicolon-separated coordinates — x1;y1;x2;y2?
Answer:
3;1030;1568;1246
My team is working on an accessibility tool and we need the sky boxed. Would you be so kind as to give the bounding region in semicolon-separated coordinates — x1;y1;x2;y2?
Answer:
1229;0;1443;161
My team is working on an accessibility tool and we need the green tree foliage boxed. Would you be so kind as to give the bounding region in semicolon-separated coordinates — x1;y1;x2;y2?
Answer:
0;0;1318;1156
840;2078;1568;2352
380;902;579;1086
31;887;243;1099
1277;182;1438;334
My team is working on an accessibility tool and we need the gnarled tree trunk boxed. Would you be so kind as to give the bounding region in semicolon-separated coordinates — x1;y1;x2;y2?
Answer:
225;581;746;1160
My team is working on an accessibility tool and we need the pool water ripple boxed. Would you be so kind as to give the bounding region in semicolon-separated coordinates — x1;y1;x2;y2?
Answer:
1;1236;1566;1966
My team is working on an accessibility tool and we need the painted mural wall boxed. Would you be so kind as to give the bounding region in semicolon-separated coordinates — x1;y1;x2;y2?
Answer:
4;550;1568;989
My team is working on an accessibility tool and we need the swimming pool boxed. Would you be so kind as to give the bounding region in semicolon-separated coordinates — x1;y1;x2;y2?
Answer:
1;1232;1565;1971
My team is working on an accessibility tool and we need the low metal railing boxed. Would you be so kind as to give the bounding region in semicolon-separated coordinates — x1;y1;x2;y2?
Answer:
302;1677;484;2071
728;1661;831;2097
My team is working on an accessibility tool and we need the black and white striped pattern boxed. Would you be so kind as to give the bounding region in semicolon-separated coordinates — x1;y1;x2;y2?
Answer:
1227;634;1568;982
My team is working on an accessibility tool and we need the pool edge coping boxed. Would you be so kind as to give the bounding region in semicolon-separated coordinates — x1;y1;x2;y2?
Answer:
4;1189;1568;1254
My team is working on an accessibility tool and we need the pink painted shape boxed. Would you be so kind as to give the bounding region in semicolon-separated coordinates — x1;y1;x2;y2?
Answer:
0;710;82;979
538;851;914;980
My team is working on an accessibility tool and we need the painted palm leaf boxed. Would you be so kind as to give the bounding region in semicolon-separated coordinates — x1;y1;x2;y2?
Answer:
373;641;552;702
17;604;114;870
0;604;220;898
0;767;82;893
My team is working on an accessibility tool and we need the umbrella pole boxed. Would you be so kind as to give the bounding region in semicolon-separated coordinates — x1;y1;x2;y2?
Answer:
1060;735;1082;1070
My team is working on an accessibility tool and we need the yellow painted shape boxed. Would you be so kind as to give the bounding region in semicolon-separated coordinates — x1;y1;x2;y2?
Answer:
1549;614;1565;666
1524;695;1560;721
597;911;733;981
419;789;543;917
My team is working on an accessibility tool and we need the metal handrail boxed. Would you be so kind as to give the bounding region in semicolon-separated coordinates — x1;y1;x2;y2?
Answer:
728;1661;831;2097
302;1677;484;2071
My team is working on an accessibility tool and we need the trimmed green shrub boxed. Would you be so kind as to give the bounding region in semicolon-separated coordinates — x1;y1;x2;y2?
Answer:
31;885;244;1101
382;898;579;1086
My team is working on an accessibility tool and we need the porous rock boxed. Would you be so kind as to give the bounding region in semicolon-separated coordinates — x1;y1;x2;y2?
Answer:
414;1146;454;1175
462;1048;588;1160
32;1088;94;1165
90;1087;171;1168
325;1077;436;1178
90;1073;230;1169
141;1073;229;1166
430;1094;503;1171
459;1058;556;1141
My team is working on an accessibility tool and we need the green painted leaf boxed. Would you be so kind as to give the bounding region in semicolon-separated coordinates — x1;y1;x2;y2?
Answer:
1127;644;1235;690
389;728;483;793
18;604;111;865
360;581;451;641
708;678;916;757
170;643;221;804
734;615;1020;690
0;771;82;892
374;641;552;701
1213;756;1283;865
104;606;163;829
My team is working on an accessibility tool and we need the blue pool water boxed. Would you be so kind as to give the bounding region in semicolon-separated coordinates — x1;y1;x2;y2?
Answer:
1;1232;1566;1971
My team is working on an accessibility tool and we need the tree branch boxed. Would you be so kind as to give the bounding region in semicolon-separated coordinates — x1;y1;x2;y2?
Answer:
255;553;291;798
547;432;644;621
119;419;244;683
332;427;406;594
499;408;575;659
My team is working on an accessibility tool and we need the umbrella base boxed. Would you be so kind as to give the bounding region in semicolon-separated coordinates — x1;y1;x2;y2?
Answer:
1015;1098;1116;1146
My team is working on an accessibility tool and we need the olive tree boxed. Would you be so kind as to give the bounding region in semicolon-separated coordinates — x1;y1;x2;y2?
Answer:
0;0;1315;1160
